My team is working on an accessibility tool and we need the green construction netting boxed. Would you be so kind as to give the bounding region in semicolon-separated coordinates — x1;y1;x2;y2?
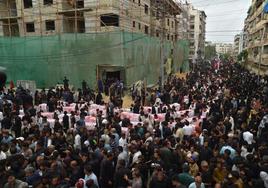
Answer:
0;31;189;88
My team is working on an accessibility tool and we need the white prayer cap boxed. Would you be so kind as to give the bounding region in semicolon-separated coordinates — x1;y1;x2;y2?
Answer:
102;119;108;124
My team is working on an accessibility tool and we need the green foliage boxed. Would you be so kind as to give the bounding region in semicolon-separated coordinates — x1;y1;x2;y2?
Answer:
219;53;232;62
237;50;248;62
205;45;216;60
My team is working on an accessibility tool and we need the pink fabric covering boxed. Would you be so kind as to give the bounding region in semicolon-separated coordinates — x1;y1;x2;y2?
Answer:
41;112;54;119
63;106;75;113
85;116;96;123
39;103;47;112
121;112;140;122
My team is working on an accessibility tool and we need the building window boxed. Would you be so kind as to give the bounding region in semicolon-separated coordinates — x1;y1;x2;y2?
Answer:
138;23;141;30
138;0;140;6
263;45;268;54
144;4;149;15
171;21;174;28
46;20;55;31
77;0;84;8
133;21;135;28
167;19;169;26
167;34;170;40
26;22;35;32
145;25;149;34
156;30;159;37
152;10;156;17
100;14;119;27
23;0;32;8
156;11;160;19
44;0;53;5
171;35;173;41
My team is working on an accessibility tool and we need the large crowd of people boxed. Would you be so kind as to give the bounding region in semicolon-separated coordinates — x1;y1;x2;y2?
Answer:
0;61;268;188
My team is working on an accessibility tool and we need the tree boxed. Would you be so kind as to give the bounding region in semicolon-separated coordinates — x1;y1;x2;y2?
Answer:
219;53;232;63
205;45;216;60
237;50;248;62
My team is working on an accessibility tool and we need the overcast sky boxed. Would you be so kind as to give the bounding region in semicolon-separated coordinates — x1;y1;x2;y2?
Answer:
189;0;251;43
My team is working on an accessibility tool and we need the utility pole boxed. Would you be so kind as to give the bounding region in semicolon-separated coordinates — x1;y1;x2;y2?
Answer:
258;26;266;83
258;3;268;82
38;0;43;36
74;0;78;35
21;0;26;36
258;12;266;83
159;1;166;90
7;0;11;37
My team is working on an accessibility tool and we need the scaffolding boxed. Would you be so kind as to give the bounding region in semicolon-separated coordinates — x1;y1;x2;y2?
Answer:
0;0;189;88
0;0;182;38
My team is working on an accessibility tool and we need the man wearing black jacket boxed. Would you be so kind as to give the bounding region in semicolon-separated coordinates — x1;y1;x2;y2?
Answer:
114;159;131;188
62;111;69;132
100;151;114;188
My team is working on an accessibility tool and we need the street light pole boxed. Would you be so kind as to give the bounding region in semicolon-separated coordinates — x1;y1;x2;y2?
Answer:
160;3;166;90
258;3;268;82
258;26;266;82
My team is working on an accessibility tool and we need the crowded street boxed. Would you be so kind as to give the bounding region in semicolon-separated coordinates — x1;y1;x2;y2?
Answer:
1;0;268;187
0;60;267;188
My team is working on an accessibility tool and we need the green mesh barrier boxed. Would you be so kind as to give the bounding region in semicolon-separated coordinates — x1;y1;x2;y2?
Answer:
0;31;189;88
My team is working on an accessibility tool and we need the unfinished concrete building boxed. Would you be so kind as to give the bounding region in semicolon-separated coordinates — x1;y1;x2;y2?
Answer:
0;0;192;88
0;0;182;39
177;3;190;40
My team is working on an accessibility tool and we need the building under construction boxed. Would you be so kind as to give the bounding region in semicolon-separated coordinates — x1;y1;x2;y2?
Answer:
0;0;183;38
0;0;190;88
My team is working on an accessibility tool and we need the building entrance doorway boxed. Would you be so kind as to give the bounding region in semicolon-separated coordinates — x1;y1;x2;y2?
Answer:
96;65;126;95
106;71;121;81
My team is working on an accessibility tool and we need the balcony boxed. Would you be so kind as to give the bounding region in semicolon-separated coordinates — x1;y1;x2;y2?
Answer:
253;55;260;63
59;0;120;13
0;0;18;19
256;0;264;9
253;38;261;46
254;19;268;31
248;1;265;22
264;37;268;45
247;41;254;47
0;11;18;21
57;0;94;15
262;56;268;66
86;0;119;9
100;25;120;32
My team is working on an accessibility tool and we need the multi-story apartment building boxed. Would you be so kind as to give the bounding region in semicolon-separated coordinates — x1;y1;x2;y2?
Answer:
215;43;233;54
244;0;268;74
186;4;206;62
0;0;182;41
234;34;241;57
177;3;190;40
234;32;246;58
